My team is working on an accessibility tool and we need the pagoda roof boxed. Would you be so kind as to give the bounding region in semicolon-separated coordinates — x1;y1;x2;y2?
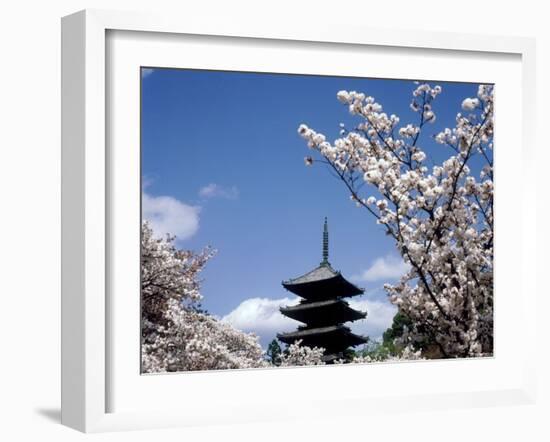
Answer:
277;325;367;350
280;299;366;326
282;263;364;299
284;263;338;285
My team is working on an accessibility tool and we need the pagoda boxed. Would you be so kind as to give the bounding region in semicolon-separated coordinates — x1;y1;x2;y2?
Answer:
277;218;367;363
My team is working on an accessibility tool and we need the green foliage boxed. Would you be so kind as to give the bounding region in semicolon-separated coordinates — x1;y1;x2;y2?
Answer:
266;339;282;366
356;312;415;360
382;311;445;359
358;339;391;360
382;311;413;355
343;348;357;361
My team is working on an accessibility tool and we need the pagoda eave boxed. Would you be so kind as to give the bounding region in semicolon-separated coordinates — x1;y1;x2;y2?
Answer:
277;325;367;351
282;276;364;300
280;299;366;325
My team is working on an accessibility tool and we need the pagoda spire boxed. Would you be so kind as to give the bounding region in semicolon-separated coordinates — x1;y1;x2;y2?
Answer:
321;217;329;266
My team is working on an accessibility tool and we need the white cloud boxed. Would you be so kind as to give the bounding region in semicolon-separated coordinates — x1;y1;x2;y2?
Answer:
141;68;155;78
348;299;397;340
199;183;239;200
222;297;300;346
142;192;200;240
353;254;410;282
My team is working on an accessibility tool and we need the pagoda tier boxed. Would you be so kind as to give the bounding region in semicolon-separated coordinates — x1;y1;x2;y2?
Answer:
280;299;366;326
277;325;365;355
282;264;364;301
278;218;367;362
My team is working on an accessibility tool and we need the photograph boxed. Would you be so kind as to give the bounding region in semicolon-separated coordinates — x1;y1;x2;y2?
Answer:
140;68;494;373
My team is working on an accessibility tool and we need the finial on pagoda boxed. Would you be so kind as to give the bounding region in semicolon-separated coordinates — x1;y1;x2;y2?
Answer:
321;217;329;266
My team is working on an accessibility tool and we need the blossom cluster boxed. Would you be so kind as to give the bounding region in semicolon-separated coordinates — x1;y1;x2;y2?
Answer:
298;83;494;358
352;345;424;363
278;340;326;367
142;298;268;372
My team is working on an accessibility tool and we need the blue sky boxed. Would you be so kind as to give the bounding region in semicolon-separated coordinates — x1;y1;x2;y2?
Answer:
141;68;485;348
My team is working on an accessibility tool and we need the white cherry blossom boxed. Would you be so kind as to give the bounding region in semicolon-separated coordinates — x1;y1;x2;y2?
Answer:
297;83;494;358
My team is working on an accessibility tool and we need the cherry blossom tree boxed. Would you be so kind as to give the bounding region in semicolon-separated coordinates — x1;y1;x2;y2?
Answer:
298;83;494;358
141;221;214;325
141;222;267;372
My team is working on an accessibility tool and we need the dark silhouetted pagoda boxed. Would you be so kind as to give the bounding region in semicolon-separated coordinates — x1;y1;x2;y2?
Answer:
277;218;367;363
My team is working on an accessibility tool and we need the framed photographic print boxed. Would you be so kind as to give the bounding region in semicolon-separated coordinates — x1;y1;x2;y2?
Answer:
61;9;537;432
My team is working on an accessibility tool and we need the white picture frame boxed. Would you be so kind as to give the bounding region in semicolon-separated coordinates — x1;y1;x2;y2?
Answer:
61;9;537;433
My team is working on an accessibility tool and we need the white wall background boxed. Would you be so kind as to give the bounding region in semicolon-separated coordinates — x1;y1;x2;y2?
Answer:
0;1;548;440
